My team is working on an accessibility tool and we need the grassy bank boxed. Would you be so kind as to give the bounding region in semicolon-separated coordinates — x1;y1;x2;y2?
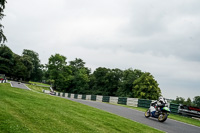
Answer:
118;104;200;127
26;84;50;92
0;83;163;133
29;81;50;87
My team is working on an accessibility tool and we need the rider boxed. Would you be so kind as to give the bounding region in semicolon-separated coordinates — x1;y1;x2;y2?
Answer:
151;96;167;112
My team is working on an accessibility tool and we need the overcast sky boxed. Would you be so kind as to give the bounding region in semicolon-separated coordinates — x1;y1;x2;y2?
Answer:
3;0;200;100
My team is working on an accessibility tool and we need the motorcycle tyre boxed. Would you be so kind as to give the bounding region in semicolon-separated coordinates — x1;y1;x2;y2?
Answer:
144;109;150;118
158;112;168;122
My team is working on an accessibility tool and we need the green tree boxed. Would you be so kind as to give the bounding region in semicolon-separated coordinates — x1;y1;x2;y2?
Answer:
69;58;90;73
12;54;33;80
171;96;185;104
106;68;123;96
193;96;200;107
0;44;13;76
0;0;7;43
69;68;90;94
185;98;192;106
21;55;33;80
47;54;71;91
68;58;90;94
22;49;43;81
90;67;110;95
90;67;122;96
133;72;161;100
116;69;144;97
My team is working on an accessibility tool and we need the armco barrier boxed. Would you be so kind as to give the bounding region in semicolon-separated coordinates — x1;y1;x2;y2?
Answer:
109;96;118;104
96;95;103;102
102;96;110;102
127;98;138;107
91;95;96;101
138;99;152;108
178;105;200;118
170;103;179;114
118;97;127;105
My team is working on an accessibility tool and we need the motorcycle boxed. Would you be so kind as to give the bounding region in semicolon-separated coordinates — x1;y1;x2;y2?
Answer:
144;103;171;122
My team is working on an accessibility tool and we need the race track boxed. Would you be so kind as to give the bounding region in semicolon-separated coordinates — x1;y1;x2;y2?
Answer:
10;81;30;90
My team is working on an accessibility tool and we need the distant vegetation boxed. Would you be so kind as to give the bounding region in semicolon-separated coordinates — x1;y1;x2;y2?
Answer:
171;96;200;107
0;45;162;99
0;0;7;43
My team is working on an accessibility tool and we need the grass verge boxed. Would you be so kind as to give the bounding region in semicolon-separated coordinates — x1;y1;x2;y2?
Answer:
117;104;200;127
0;83;163;133
29;81;50;87
26;84;50;93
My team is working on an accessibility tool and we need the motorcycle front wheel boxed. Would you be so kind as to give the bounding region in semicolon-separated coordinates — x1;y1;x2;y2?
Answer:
144;109;150;118
158;112;168;122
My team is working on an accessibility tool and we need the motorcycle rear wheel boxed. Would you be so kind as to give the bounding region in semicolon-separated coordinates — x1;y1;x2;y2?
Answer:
158;112;168;122
144;109;150;118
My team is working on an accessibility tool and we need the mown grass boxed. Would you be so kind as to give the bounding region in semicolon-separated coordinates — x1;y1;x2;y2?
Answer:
0;83;163;133
118;104;200;127
26;84;50;92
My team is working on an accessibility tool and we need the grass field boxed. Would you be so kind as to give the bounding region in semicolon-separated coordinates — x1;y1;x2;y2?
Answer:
26;84;50;93
29;81;50;87
0;83;163;133
118;104;200;127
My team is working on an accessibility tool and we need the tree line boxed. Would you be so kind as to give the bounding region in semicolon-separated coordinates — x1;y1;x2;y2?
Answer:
0;0;7;43
171;96;200;107
0;44;43;81
0;44;161;99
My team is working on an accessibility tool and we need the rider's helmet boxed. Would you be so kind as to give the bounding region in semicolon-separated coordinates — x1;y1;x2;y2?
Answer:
158;96;165;103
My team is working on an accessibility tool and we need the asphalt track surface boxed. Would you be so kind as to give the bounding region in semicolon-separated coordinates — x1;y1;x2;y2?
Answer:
10;83;200;133
65;98;200;133
10;81;30;90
